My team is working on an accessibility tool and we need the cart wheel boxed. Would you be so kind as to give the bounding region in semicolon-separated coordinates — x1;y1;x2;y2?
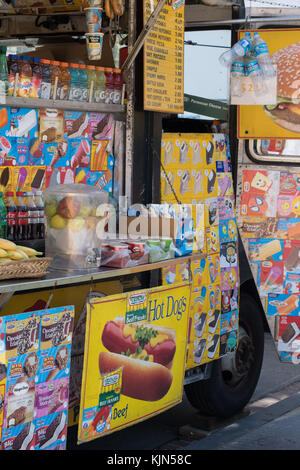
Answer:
184;292;265;418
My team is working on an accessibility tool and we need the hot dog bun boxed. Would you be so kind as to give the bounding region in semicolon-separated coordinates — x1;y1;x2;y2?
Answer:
99;351;173;401
102;317;176;368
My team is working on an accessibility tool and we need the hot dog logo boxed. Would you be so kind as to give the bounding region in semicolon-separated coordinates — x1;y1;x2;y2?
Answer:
99;317;177;401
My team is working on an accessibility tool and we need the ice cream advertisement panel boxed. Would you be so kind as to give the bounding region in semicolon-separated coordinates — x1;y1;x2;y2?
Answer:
78;282;191;444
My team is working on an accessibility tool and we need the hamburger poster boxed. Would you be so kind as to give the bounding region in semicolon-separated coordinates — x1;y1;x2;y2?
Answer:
238;29;300;139
77;282;191;444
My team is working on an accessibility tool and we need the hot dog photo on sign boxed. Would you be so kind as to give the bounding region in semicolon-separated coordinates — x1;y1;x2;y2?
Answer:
99;316;177;402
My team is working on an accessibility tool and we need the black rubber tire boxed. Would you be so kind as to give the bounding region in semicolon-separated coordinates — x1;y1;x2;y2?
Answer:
184;291;265;418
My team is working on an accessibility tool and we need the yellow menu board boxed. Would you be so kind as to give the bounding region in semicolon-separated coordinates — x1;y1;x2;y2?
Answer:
143;0;184;114
78;282;191;444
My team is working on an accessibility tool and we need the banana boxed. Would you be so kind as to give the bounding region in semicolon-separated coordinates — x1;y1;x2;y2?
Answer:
17;246;43;257
0;258;12;264
0;238;17;251
6;250;29;260
0;248;8;258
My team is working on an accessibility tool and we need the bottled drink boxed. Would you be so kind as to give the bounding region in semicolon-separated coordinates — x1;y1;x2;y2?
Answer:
78;64;88;102
94;66;106;103
0;47;8;97
7;54;19;97
112;68;123;104
4;192;17;241
24;191;38;240
244;53;265;96
231;57;245;97
50;60;61;100
219;33;252;67
40;59;52;99
252;32;276;78
17;56;32;98
104;67;114;104
69;63;81;101
34;191;44;239
30;57;42;98
58;62;71;100
86;65;97;103
0;192;7;239
15;191;28;241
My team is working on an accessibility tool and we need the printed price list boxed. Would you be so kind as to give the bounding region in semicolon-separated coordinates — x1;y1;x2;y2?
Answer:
143;0;184;113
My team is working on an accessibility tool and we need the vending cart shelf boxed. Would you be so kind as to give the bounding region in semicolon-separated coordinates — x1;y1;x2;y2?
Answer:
0;252;205;294
0;96;126;115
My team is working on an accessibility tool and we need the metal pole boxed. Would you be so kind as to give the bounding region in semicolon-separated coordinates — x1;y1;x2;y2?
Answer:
186;14;300;28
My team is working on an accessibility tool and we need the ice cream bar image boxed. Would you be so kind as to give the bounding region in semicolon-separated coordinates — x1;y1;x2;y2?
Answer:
31;168;45;189
263;266;282;290
193;339;206;364
208;310;220;334
207;334;219;358
194;313;207;338
251;240;282;261
207;169;216;194
179;141;189;164
63;168;75;185
206;141;214;165
11;110;37;137
193;171;203;195
164;141;175;165
281;322;300;344
271;294;299;315
0;167;9;191
49;168;60;187
218;174;232;196
17;167;28;190
285;246;300;271
0;108;8;129
164;171;174;197
180;170;191;195
288;222;300;239
192;141;201;164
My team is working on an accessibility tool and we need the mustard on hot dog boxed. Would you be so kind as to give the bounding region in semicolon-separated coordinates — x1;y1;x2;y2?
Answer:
99;351;173;401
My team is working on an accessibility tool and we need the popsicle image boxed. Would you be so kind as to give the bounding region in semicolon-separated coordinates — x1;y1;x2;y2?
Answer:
0;108;8;129
179;141;189;164
251;239;282;261
17;167;28;191
192;141;201;165
0;167;9;192
262;266;282;291
209;262;215;283
92;140;108;171
270;294;299;315
194;286;207;313
163;141;175;165
193;171;203;195
31;168;45;190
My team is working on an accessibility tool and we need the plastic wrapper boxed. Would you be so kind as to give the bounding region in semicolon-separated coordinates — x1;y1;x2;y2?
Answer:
101;240;149;268
43;183;108;270
146;238;176;263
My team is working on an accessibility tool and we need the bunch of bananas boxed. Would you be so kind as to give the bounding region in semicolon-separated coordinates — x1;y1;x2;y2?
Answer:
0;239;43;264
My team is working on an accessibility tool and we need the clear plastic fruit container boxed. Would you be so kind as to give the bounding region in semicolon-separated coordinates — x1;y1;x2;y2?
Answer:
43;183;109;270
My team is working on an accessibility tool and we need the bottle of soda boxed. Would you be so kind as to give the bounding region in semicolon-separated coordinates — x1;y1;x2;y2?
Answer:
112;68;123;104
104;67;114;104
16;191;28;241
24;191;39;240
4;192;17;241
0;46;8;97
17;56;32;98
58;62;71;100
50;61;61;100
7;54;19;97
33;191;44;239
40;59;52;99
0;192;7;239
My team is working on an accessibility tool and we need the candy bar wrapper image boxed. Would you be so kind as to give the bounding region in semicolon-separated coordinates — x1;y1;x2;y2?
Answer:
257;260;284;296
39;108;65;143
38;344;71;384
40;306;74;351
35;378;69;418
2;108;38;139
267;293;300;317
64;111;89;139
1;421;36;450
239;216;278;239
35;410;68;450
87;113;115;141
277;316;300;353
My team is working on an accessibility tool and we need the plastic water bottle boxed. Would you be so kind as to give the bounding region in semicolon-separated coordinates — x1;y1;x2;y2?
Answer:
219;32;252;67
231;57;245;97
0;47;8;97
244;53;265;95
252;32;276;78
78;64;88;102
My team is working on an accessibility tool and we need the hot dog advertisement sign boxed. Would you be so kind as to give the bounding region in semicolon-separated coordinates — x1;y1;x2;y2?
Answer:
78;282;190;444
